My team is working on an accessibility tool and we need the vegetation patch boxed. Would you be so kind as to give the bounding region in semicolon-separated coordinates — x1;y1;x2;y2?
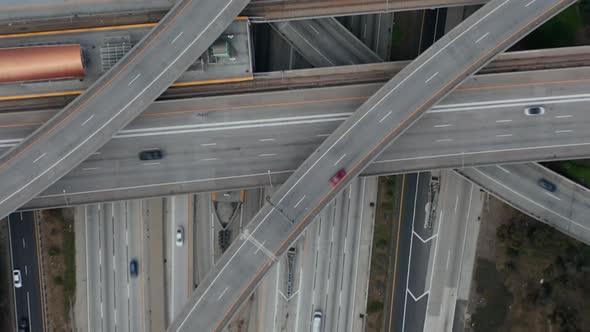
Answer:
471;259;512;332
41;208;76;331
471;211;590;331
555;161;590;188
367;175;397;332
521;5;582;49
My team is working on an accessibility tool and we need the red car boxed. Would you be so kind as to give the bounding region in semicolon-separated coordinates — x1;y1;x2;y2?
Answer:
329;169;347;187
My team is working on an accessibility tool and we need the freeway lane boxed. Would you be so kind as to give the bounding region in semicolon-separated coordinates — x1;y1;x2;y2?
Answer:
0;0;250;220
458;164;590;245
7;212;43;332
272;18;382;67
168;1;576;330
10;67;590;208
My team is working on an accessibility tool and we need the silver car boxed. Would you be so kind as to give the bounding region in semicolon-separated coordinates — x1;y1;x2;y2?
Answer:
176;226;184;246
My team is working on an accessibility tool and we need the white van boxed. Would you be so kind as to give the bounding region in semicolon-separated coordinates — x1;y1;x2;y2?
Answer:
312;310;323;332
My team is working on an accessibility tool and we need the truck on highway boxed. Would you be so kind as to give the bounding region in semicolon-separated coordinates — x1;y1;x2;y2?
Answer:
312;310;323;332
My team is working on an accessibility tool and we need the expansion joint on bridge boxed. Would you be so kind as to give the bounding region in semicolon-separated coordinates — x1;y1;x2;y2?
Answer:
241;230;277;262
266;196;296;225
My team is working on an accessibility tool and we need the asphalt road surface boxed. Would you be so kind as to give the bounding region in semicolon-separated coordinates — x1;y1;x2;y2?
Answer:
165;195;193;322
82;202;145;332
0;0;250;220
272;18;382;67
290;177;377;332
422;172;483;331
168;1;576;330
7;212;43;332
458;163;590;245
0;65;588;210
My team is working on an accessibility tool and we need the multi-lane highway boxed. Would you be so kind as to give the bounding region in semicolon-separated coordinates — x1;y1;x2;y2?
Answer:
272;18;382;67
458;163;590;245
168;1;575;330
79;202;146;332
421;172;482;331
0;0;250;220
7;212;44;332
4;64;590;209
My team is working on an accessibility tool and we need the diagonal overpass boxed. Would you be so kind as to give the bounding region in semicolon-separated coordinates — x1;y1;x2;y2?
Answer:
167;0;576;330
0;0;250;220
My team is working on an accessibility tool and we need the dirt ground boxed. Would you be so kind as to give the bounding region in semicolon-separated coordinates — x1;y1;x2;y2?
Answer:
40;208;76;332
465;196;514;330
467;196;590;332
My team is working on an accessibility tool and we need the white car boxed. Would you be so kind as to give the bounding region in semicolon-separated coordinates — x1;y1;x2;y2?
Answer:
13;269;22;288
176;226;184;246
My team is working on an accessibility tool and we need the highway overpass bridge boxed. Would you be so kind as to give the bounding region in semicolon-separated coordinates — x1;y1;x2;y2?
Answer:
0;0;251;220
167;0;576;330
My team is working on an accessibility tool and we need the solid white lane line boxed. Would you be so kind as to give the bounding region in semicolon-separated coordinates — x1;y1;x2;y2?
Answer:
171;31;184;44
334;154;346;166
379;111;392;123
555;115;572;118
435;138;453;142
555;130;573;133
545;192;562;201
434;124;452;128
259;153;277;157
142;162;160;166
475;32;489;44
33;153;46;164
128;73;142;86
496;165;511;174
525;0;536;7
200;143;217;147
496;134;513;137
294;195;306;208
374;141;590;165
27;292;32;332
308;24;320;34
495;119;512;123
425;72;439;84
258;139;276;142
81;114;95;126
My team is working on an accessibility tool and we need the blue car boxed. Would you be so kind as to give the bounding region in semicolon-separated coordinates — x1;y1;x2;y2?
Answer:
130;259;138;277
538;178;557;192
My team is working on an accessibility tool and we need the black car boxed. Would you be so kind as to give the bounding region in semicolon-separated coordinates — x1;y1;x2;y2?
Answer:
19;317;28;331
139;149;163;161
130;259;138;277
538;178;557;192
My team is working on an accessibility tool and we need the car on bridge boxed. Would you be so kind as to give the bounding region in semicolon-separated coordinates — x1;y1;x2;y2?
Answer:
538;178;556;192
329;169;347;187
